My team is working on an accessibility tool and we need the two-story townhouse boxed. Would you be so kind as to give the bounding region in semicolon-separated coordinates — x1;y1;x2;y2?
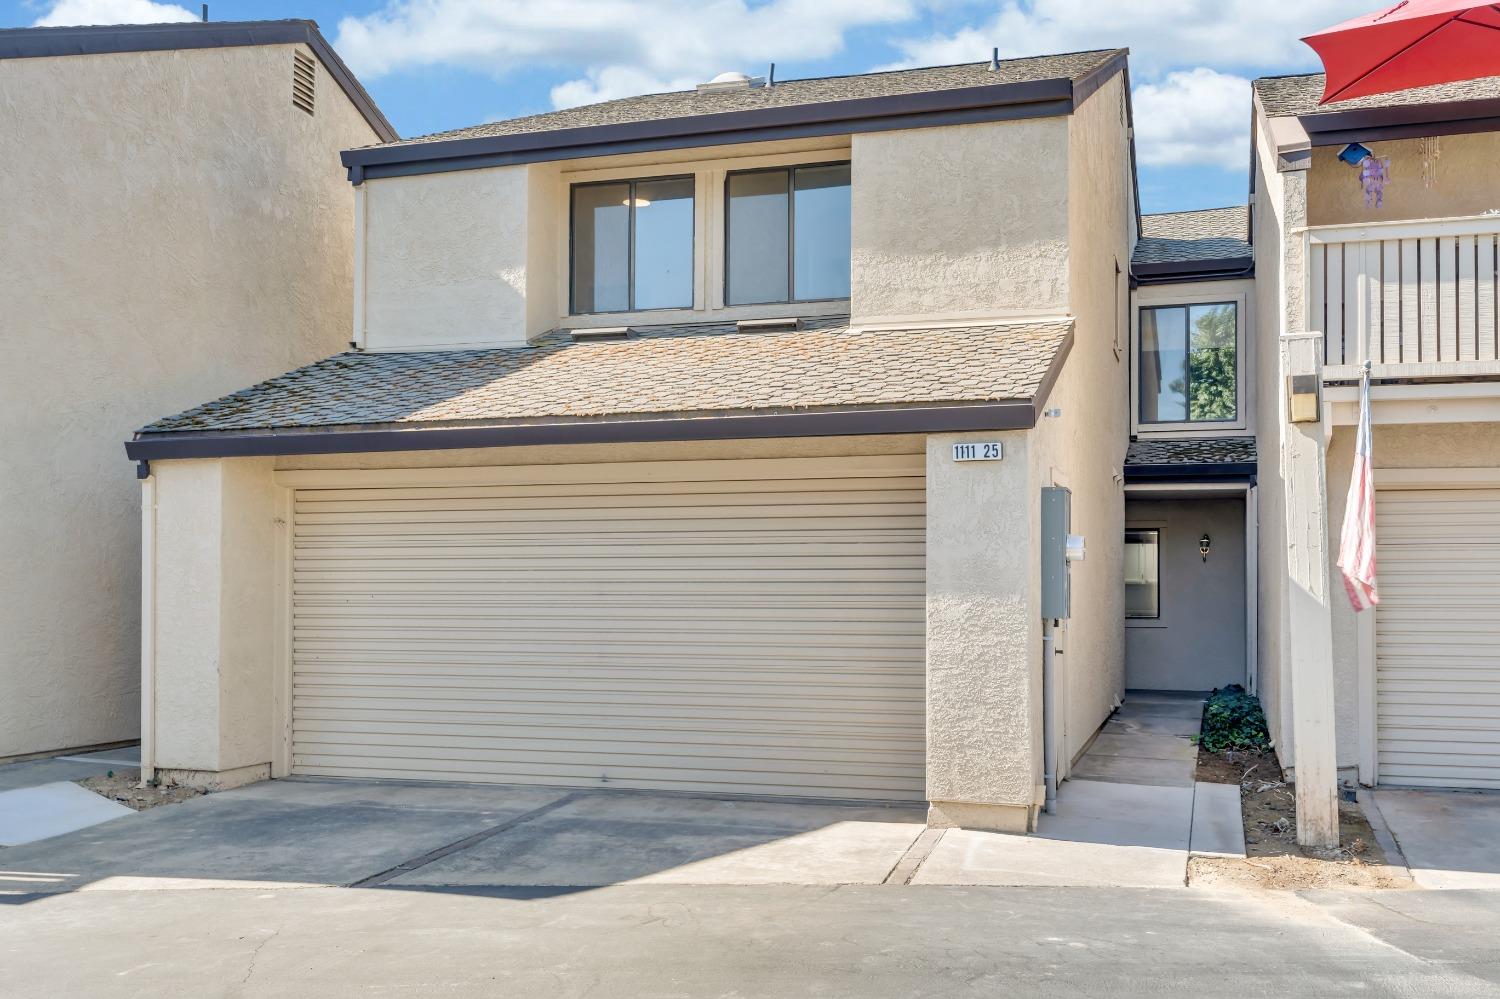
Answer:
1249;71;1500;840
0;20;394;763
125;50;1137;833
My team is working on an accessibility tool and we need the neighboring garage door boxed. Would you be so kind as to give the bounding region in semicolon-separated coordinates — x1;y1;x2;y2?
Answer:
289;455;927;801
1376;486;1500;789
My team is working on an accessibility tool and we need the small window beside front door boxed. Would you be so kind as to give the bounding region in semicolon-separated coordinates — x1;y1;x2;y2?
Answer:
1124;528;1160;619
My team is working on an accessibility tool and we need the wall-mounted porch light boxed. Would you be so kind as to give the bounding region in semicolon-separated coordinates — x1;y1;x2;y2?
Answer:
1199;534;1212;562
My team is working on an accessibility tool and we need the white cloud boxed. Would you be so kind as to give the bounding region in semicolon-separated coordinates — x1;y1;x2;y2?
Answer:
335;0;917;106
33;0;196;26
1132;68;1249;171
888;1;1372;77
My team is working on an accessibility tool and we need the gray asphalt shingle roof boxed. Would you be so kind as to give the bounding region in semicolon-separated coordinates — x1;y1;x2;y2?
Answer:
1254;72;1500;119
1126;437;1257;467
379;49;1123;148
1134;207;1251;267
139;317;1073;436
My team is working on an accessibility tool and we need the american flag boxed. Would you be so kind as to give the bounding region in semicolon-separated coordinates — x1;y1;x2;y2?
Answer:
1337;366;1379;612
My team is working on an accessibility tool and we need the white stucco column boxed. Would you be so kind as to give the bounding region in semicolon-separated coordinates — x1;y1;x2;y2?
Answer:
924;430;1041;833
1279;334;1340;848
146;457;282;789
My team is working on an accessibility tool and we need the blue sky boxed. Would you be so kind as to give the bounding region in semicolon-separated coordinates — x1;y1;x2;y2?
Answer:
7;0;1380;214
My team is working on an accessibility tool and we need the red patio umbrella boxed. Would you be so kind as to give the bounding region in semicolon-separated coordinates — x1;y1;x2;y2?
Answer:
1303;1;1500;104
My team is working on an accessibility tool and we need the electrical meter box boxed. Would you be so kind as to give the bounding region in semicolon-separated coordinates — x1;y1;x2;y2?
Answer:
1041;486;1078;620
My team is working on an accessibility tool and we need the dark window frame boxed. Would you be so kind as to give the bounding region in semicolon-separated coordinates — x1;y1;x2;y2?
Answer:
1124;527;1162;620
568;173;696;316
1137;301;1240;426
724;160;852;307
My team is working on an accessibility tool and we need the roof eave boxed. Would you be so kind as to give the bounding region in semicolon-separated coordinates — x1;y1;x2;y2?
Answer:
340;50;1129;184
1298;96;1500;146
0;19;397;142
127;399;1045;463
1123;461;1258;483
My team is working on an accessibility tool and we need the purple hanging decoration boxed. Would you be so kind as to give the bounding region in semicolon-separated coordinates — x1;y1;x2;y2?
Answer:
1360;155;1390;208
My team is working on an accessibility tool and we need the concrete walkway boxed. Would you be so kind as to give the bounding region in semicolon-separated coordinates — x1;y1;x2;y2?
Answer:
914;693;1244;887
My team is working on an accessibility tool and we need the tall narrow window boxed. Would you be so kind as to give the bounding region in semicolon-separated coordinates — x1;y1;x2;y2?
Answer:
726;163;850;305
1124;529;1160;619
571;176;693;314
1139;302;1238;424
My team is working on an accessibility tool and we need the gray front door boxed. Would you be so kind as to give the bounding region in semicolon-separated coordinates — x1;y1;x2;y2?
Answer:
1124;497;1246;692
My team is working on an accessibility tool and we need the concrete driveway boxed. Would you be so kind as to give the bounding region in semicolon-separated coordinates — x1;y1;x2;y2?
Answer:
1374;788;1500;890
0;772;1215;896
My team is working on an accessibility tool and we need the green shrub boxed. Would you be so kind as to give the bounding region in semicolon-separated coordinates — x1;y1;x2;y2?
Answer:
1199;684;1271;753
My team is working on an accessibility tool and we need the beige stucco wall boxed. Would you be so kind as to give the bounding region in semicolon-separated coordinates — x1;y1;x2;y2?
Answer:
1043;71;1130;761
0;43;378;760
361;165;535;350
1307;130;1500;226
850;117;1071;320
149;458;281;776
925;430;1039;830
1251;102;1305;761
1324;422;1500;768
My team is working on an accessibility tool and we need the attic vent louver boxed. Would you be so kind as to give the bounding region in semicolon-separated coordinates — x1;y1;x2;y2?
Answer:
292;50;315;116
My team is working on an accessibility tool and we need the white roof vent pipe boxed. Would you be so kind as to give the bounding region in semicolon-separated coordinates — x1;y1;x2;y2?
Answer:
696;71;766;94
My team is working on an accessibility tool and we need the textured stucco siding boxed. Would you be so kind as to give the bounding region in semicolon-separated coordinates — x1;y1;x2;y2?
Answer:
0;43;376;760
361;165;533;350
1251;102;1299;761
849;118;1070;320
925;430;1039;816
1308;131;1500;226
1324;423;1500;768
150;458;281;772
1043;71;1129;761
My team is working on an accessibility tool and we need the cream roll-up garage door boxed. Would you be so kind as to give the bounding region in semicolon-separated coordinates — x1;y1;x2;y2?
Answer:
1376;485;1500;789
289;455;927;801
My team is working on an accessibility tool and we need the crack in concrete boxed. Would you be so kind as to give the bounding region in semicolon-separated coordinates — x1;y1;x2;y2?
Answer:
239;927;280;987
348;792;585;888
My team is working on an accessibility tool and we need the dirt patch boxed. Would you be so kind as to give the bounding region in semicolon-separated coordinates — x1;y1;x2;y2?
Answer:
77;769;206;811
1190;747;1411;891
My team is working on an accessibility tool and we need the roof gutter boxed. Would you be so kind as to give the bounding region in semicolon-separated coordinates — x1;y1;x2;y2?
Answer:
126;329;1074;464
1132;255;1254;285
340;51;1130;184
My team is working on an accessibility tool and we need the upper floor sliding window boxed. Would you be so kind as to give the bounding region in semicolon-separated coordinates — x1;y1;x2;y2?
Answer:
1138;302;1238;425
726;163;851;306
570;176;694;314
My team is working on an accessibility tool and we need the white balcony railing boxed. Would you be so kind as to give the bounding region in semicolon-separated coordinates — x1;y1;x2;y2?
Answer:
1308;216;1500;380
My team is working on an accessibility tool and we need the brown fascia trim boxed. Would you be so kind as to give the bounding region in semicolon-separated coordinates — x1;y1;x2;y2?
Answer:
340;51;1130;183
1299;96;1500;147
1132;256;1254;284
125;330;1075;464
0;20;397;142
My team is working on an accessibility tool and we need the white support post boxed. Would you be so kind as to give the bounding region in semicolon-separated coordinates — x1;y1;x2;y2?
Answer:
1280;333;1340;848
